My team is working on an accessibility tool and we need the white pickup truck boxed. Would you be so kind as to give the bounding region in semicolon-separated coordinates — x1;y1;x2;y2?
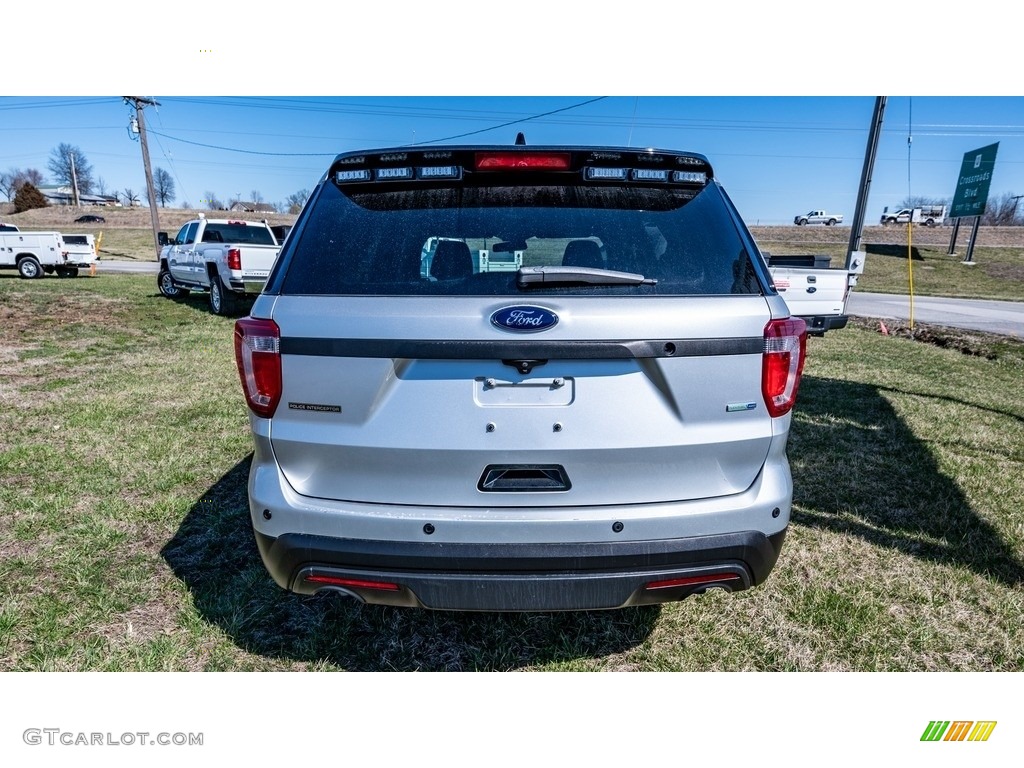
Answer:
765;251;866;335
793;210;844;226
0;226;95;278
157;216;281;315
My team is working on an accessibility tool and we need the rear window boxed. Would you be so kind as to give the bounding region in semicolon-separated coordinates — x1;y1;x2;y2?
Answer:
203;223;276;245
279;181;763;297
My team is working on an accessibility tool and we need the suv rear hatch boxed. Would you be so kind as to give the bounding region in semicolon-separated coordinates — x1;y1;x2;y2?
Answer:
254;147;789;508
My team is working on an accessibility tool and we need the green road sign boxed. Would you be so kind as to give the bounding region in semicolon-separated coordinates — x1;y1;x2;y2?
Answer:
951;142;999;219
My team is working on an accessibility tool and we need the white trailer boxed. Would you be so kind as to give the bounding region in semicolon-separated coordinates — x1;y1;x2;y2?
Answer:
0;230;73;279
880;205;947;227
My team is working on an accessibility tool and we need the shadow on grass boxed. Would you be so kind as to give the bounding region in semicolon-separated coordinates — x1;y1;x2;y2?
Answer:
865;243;925;261
161;456;659;670
789;375;1024;587
155;289;255;319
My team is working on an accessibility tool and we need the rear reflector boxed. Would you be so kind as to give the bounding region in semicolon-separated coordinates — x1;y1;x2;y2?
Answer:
475;152;571;170
305;574;401;592
645;573;742;590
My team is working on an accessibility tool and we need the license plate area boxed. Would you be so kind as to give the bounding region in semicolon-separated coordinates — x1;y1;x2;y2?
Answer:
474;376;575;407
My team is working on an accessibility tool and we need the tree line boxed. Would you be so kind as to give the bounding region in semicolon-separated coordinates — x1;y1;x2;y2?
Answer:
886;194;1024;227
1;143;310;215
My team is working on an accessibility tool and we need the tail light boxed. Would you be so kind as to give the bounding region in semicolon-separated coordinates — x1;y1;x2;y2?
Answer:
234;317;281;418
226;248;242;270
762;317;807;417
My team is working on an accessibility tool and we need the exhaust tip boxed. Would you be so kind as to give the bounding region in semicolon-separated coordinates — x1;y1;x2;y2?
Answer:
313;586;366;604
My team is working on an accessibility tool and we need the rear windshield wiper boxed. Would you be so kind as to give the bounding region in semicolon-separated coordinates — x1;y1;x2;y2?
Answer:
516;266;657;288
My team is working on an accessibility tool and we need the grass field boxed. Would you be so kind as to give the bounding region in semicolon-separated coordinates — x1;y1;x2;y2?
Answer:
760;240;1024;301
1;273;1022;671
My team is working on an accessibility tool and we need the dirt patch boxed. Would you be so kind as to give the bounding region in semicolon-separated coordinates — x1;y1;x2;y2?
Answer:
982;262;1024;282
848;316;1024;359
0;291;126;336
94;599;181;645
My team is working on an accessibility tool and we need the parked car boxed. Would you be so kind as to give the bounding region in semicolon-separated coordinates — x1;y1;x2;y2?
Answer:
158;216;281;315
235;144;808;612
74;214;106;223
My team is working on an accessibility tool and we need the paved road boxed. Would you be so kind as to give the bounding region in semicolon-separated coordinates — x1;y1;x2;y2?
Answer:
96;260;159;274
848;292;1024;337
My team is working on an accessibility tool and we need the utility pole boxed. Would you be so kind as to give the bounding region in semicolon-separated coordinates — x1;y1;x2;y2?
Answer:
123;97;162;258
69;152;81;207
846;96;887;268
1010;194;1024;221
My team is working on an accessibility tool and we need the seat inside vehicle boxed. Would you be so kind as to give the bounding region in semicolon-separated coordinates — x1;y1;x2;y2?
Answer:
561;239;604;269
431;240;473;280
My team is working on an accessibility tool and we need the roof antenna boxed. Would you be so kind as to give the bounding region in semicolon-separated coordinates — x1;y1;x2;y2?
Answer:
515;132;526;146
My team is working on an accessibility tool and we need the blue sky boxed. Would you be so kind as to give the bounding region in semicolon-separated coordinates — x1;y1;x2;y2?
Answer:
4;95;1024;225
7;5;1024;225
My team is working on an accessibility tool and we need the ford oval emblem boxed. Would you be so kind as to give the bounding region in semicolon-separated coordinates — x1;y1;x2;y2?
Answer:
490;305;559;333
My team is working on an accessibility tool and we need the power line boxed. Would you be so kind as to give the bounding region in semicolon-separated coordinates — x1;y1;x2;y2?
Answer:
409;97;609;145
146;129;336;157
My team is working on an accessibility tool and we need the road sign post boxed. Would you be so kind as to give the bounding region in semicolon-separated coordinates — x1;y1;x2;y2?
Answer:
950;143;999;264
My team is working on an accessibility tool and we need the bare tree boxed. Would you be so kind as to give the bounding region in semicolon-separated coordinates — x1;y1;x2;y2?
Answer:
150;168;176;207
48;143;95;195
250;189;264;204
897;195;949;210
95;177;109;197
286;188;310;214
0;170;13;202
122;188;140;207
980;192;1024;226
3;167;45;199
204;191;223;210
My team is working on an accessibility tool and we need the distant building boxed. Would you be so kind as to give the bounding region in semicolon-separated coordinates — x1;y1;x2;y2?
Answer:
229;201;277;214
37;185;120;207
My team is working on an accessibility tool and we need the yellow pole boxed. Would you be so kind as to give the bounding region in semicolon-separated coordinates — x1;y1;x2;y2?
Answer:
907;220;914;331
91;231;102;276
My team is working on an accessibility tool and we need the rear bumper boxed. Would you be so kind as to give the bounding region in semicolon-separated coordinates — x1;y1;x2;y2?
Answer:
254;528;787;611
799;313;848;335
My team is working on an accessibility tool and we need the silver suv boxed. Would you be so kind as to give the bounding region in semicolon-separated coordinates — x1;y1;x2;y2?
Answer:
234;145;807;611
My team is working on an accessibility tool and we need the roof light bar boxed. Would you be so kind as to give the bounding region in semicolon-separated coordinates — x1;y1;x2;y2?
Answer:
672;170;707;184
632;168;668;182
417;165;462;180
585;166;628;181
336;169;372;183
375;167;414;181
